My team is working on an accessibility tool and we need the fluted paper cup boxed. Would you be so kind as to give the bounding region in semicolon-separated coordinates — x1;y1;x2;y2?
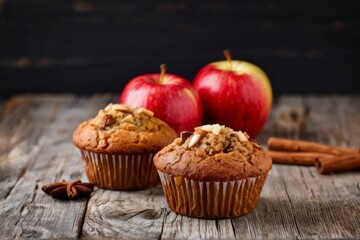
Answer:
158;171;268;218
79;149;160;190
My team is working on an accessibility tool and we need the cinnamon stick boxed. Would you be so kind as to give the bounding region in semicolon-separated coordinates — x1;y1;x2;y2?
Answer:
66;180;81;199
267;150;335;166
74;185;92;197
268;137;359;155
42;180;95;200
41;181;67;193
316;154;360;174
50;186;68;199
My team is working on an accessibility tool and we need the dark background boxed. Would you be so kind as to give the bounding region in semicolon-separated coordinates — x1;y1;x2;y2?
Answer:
1;0;360;97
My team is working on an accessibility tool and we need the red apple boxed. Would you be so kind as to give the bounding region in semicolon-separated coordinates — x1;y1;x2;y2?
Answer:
193;50;272;138
120;64;202;134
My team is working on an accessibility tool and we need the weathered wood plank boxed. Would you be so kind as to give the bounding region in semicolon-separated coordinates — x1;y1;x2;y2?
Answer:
337;96;360;147
82;187;168;239
298;96;360;237
0;94;117;239
256;95;308;145
160;213;228;240
231;96;360;239
1;95;359;239
307;95;360;196
231;95;360;239
0;95;72;200
84;186;237;239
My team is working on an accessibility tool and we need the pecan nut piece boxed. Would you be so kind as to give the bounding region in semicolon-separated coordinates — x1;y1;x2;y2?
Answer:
99;114;115;129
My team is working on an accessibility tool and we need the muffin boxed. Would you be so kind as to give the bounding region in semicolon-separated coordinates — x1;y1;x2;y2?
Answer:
153;124;272;218
73;103;178;190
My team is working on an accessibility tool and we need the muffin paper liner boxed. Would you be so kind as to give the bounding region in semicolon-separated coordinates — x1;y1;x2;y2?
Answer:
158;171;268;219
79;149;159;190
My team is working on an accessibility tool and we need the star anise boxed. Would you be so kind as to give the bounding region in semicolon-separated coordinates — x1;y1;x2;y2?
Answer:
42;180;94;200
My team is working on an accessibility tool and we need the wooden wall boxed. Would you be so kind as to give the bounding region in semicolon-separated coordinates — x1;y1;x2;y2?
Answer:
0;0;359;96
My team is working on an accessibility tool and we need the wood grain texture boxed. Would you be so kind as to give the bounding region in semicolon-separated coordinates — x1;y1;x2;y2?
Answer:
0;95;69;200
82;187;168;239
0;94;117;239
0;94;359;239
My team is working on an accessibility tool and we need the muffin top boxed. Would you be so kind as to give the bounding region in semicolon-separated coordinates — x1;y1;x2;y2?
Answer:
153;124;272;181
73;104;178;154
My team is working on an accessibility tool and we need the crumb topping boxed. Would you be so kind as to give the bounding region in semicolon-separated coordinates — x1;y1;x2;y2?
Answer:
90;103;162;133
86;103;171;148
73;103;178;153
170;124;262;157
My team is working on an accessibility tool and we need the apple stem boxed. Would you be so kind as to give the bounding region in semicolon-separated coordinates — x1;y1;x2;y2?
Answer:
223;49;232;70
159;64;167;84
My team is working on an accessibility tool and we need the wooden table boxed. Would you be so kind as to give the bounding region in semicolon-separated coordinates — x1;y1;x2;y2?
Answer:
0;94;359;239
